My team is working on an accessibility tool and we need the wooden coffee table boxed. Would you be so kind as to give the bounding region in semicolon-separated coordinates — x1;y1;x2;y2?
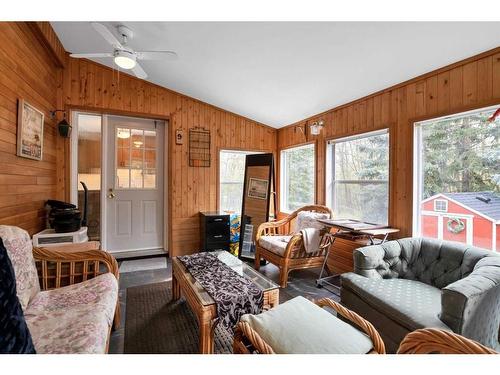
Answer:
171;252;279;354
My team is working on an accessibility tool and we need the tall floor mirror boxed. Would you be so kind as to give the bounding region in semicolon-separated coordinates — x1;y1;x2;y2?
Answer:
239;153;275;262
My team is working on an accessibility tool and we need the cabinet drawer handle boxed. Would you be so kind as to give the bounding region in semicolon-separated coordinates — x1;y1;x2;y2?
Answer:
213;235;223;238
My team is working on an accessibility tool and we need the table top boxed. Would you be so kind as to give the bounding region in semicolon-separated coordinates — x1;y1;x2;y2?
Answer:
318;219;399;236
173;251;278;307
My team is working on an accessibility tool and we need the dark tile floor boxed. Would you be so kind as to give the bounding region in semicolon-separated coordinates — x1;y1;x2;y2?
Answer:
108;257;340;354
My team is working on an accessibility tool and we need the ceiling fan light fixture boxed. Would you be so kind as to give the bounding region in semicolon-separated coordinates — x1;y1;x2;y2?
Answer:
114;50;136;70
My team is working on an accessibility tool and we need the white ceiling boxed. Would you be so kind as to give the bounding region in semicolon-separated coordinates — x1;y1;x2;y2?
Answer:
51;22;500;128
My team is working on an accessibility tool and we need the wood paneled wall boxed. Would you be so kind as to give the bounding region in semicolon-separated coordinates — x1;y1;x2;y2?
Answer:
0;22;61;234
0;22;276;256
62;58;276;256
278;47;500;239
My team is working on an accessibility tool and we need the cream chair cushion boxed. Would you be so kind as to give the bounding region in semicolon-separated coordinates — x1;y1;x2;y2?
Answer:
240;296;373;354
258;235;292;256
24;273;118;354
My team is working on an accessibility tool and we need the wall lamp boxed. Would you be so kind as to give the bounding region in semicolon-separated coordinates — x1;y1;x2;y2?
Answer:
309;120;324;136
294;119;325;139
50;109;72;138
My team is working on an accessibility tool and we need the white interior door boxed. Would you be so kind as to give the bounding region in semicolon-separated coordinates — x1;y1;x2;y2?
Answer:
104;115;164;253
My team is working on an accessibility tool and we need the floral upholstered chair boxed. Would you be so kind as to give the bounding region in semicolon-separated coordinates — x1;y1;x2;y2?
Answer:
255;205;332;287
0;225;119;354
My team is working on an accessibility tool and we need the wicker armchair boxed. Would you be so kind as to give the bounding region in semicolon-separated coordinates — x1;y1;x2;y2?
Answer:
397;328;498;354
33;241;121;330
255;205;332;287
233;297;386;354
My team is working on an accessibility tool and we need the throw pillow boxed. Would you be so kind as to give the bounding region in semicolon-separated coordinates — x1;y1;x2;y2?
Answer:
0;238;36;354
295;211;330;232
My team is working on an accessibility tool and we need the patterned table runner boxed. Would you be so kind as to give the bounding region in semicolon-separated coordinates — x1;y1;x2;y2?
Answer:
178;252;263;329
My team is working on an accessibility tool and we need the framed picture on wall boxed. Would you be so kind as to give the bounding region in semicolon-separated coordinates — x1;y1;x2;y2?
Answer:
17;99;44;161
247;177;269;200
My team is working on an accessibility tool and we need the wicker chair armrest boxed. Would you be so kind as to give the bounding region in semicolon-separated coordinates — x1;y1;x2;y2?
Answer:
315;298;386;354
397;328;498;354
256;217;293;241
282;233;304;258
33;247;119;289
35;241;101;252
234;321;275;354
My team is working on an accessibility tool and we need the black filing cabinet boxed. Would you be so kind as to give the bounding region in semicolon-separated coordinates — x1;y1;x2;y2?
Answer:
199;211;230;252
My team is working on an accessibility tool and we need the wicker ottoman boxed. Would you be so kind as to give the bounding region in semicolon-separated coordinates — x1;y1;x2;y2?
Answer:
233;296;385;354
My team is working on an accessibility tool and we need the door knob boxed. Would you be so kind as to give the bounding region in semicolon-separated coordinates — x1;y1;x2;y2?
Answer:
107;188;116;199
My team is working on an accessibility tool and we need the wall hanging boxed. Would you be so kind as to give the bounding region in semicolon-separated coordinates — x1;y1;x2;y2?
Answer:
189;127;211;167
17;98;44;161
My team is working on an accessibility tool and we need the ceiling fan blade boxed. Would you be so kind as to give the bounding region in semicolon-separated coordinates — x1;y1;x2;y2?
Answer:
91;22;123;48
70;52;114;58
136;51;178;61
132;63;147;79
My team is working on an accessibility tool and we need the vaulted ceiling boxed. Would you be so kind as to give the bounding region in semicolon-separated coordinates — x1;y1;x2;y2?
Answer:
52;22;500;127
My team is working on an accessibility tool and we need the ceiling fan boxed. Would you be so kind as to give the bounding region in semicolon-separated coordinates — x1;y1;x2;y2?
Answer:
70;22;178;79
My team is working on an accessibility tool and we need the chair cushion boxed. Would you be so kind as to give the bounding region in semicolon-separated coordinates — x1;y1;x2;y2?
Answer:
24;273;118;354
0;238;36;354
341;272;450;332
294;211;330;232
0;225;40;310
240;296;373;354
258;235;292;256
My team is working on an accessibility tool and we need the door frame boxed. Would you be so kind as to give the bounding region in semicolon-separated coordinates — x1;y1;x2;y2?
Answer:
70;110;169;253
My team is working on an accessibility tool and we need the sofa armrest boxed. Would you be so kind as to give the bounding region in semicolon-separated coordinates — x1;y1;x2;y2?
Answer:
440;256;500;350
352;245;387;279
33;247;119;290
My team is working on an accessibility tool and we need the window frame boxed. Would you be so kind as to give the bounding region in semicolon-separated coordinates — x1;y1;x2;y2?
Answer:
325;128;390;224
218;148;263;213
280;142;316;214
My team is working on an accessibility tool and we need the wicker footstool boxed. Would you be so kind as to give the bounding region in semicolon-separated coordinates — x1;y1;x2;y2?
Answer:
233;296;385;354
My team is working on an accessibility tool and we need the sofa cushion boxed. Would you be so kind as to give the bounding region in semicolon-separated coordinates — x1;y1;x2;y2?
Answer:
0;225;40;310
258;235;292;256
341;272;450;332
240;296;373;354
0;238;36;354
294;211;330;232
24;273;118;354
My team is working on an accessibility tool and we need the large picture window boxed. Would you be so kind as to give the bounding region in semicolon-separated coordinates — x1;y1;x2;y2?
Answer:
280;143;315;213
414;106;500;251
326;130;389;225
219;150;260;213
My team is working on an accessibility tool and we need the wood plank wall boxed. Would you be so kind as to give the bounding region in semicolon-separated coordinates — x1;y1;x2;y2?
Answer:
62;58;277;256
277;47;500;243
0;22;276;257
0;22;61;234
278;48;500;272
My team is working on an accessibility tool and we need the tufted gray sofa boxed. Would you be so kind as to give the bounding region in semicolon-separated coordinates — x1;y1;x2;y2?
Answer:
340;237;500;353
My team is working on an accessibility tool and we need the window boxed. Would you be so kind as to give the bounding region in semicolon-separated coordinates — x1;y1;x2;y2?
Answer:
326;130;389;225
116;128;157;189
280;144;315;212
219;150;260;213
414;106;500;251
434;199;448;212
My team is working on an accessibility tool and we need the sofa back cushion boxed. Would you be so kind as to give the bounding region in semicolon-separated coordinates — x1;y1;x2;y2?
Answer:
0;225;40;310
0;238;36;353
354;237;495;289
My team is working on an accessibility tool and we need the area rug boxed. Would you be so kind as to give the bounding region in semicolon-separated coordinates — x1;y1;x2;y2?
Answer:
124;281;234;353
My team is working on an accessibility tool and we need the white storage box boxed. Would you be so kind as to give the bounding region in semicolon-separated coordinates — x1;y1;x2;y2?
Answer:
32;227;89;247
